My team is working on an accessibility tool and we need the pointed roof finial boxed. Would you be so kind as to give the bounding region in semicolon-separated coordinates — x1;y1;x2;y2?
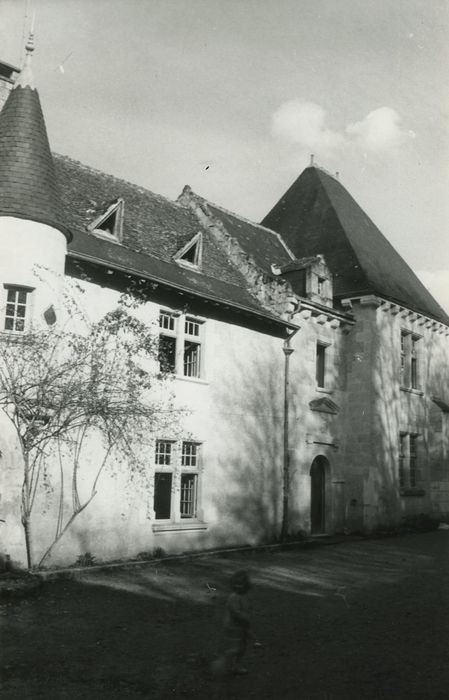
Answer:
16;20;36;89
310;154;315;166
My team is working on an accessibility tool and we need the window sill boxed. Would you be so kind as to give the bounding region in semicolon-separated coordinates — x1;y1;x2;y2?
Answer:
175;375;209;386
152;521;208;534
400;387;424;396
316;386;334;395
400;488;426;498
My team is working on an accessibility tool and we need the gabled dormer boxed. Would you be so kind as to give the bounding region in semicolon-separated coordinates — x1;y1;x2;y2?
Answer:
174;231;203;270
88;198;124;243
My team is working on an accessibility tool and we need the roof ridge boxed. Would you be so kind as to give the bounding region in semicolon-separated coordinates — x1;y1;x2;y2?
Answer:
53;153;186;209
184;188;295;258
313;169;448;320
312;168;371;290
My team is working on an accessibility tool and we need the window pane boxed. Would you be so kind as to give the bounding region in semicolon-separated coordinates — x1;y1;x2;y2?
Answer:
180;474;197;518
399;434;406;488
411;357;418;389
316;344;326;387
154;473;172;519
409;436;417;487
182;442;198;467
185;318;200;336
158;335;176;373
4;287;28;332
159;312;175;331
155;440;172;465
184;341;200;377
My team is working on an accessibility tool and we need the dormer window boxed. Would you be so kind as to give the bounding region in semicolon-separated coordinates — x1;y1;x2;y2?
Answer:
88;198;124;243
174;232;203;270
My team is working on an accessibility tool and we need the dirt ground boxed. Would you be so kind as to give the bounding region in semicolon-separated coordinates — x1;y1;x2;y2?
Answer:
1;530;448;700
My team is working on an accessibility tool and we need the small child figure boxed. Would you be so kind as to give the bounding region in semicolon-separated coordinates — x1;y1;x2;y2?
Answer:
212;569;260;676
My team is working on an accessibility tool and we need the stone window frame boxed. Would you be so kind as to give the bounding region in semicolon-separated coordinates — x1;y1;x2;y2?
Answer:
158;308;206;380
2;283;34;333
152;439;203;524
398;431;424;495
400;330;422;391
315;338;333;392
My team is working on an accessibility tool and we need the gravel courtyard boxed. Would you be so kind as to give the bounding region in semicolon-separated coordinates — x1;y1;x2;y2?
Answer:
1;530;448;699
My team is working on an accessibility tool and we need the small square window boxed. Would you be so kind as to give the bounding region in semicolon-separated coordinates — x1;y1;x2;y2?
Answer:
155;440;173;466
185;318;200;337
182;442;199;467
159;312;176;331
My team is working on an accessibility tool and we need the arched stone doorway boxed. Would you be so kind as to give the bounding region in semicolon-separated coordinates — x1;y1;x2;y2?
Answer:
310;456;329;534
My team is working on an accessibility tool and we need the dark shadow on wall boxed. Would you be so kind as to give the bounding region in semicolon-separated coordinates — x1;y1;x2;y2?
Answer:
204;338;309;547
371;313;449;530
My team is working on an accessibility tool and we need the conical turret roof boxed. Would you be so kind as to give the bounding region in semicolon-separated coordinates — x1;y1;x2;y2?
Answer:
262;166;448;325
0;36;71;241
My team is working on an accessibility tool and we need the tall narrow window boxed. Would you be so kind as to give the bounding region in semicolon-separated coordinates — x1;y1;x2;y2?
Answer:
180;441;200;519
154;473;173;519
183;317;202;378
180;474;198;518
316;343;326;388
409;434;418;488
400;332;406;385
410;337;418;389
400;331;421;390
158;312;177;373
398;433;420;490
158;310;205;379
398;433;406;488
4;286;30;332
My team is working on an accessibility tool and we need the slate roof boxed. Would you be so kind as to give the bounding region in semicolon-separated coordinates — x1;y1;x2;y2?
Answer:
0;86;71;240
262;166;449;325
207;203;294;274
55;155;289;326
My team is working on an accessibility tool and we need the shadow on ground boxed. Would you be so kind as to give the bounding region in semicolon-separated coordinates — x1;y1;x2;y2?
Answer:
1;531;449;699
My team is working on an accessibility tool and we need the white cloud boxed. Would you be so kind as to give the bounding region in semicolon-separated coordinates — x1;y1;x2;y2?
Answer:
271;100;344;157
346;107;415;153
271;102;415;160
416;270;449;314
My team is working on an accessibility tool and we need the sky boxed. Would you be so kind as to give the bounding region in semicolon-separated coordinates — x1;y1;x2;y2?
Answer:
1;0;448;311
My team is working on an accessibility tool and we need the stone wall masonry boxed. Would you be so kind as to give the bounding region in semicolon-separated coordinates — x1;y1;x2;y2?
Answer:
178;186;299;319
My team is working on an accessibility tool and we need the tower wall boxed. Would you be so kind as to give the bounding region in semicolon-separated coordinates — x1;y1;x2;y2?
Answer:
0;216;67;325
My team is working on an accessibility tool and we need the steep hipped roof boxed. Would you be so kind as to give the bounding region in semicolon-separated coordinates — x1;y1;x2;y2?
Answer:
0;47;70;240
262;166;449;325
55;155;290;328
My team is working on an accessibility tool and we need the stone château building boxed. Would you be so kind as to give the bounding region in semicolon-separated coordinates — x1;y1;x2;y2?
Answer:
0;39;448;567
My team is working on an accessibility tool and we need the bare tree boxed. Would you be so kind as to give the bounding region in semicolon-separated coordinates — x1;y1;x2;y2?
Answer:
0;286;180;568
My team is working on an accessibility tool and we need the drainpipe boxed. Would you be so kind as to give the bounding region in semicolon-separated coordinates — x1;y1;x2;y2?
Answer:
281;325;300;541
